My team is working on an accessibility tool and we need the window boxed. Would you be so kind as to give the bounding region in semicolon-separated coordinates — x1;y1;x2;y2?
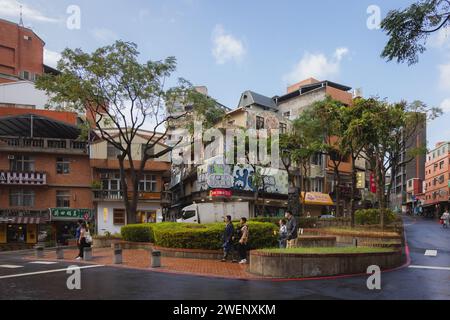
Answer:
311;153;323;166
107;142;122;159
280;123;287;134
101;172;121;190
9;189;35;207
256;116;265;129
283;111;291;119
10;155;35;172
139;174;157;192
113;209;126;225
182;210;196;220
56;191;70;208
56;158;70;174
440;161;444;170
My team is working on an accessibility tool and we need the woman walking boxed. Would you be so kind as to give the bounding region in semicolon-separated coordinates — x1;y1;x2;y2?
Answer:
76;222;89;260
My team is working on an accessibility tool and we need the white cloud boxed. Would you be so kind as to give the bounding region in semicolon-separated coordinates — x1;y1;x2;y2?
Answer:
440;98;450;113
283;47;349;85
439;62;450;90
429;27;450;49
211;24;246;65
91;28;119;44
0;0;59;23
44;48;61;68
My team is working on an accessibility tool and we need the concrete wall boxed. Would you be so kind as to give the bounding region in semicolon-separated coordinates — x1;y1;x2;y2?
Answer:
277;88;327;120
249;249;404;278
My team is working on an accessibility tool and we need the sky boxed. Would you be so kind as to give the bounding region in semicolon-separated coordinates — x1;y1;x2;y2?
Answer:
1;0;449;148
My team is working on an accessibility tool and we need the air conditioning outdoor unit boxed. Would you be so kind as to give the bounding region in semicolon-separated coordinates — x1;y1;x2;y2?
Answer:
8;155;14;160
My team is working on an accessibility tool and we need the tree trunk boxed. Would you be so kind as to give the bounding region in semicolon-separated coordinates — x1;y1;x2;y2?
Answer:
334;168;341;217
350;156;357;228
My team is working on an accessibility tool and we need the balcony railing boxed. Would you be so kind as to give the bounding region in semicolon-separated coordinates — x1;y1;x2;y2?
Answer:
0;171;47;186
93;189;162;201
0;136;88;154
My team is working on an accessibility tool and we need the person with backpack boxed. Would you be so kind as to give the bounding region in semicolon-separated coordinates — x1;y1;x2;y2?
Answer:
221;215;235;262
237;217;249;264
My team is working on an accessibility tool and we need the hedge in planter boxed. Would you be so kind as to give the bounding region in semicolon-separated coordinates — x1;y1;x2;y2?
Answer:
121;222;278;250
252;216;318;228
355;209;397;225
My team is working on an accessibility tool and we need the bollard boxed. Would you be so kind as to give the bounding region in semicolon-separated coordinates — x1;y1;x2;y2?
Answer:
83;247;92;261
56;246;64;260
113;248;122;264
151;250;161;268
352;238;358;247
35;246;44;258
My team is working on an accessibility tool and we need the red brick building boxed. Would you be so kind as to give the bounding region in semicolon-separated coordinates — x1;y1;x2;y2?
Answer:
0;108;92;248
0;18;47;84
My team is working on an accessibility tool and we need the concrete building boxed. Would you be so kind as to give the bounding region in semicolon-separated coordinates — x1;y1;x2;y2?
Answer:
90;129;171;235
0;108;91;249
390;116;427;213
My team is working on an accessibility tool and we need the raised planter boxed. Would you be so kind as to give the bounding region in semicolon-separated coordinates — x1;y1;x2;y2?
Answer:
296;235;336;248
111;240;153;250
92;238;121;248
303;229;402;246
249;249;404;278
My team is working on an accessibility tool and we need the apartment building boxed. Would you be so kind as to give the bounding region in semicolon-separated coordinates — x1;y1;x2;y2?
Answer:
422;142;450;217
90;130;171;235
0;108;91;248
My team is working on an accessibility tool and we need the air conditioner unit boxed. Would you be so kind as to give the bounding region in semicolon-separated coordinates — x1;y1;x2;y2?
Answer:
8;155;14;160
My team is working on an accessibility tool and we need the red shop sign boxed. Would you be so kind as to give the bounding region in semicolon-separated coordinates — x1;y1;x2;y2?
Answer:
210;189;232;198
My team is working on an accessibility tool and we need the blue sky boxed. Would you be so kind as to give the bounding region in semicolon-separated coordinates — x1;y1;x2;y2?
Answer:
1;0;449;147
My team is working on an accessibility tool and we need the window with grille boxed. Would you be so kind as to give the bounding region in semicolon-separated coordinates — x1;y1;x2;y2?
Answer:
113;209;126;225
56;158;70;174
56;191;71;208
9;189;35;207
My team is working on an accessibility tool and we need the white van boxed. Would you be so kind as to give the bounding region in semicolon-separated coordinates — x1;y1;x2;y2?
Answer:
177;202;250;224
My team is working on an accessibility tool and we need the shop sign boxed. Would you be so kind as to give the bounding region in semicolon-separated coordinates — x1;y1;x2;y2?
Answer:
209;189;232;198
50;208;93;221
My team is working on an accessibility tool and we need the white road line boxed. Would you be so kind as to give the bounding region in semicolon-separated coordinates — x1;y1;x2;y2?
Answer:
424;250;438;256
28;261;58;265
409;265;450;271
0;265;24;269
0;264;104;280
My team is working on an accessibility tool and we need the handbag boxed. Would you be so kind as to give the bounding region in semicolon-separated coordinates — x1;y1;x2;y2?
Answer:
85;230;93;244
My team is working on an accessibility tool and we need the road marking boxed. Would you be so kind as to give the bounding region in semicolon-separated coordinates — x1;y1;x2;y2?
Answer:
0;264;104;280
0;265;23;269
28;261;58;265
409;265;450;271
424;250;438;256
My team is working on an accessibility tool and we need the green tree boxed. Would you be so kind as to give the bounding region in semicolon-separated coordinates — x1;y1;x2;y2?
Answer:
381;0;450;64
36;40;222;224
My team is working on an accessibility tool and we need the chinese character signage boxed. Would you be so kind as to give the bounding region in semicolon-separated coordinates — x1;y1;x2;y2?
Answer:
50;208;93;221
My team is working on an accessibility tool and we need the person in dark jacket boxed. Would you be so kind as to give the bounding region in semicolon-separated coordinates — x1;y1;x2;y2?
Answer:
221;215;235;262
285;211;298;248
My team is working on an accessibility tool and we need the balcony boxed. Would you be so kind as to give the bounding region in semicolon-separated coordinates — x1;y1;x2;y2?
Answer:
0;136;88;155
93;189;162;202
0;171;47;186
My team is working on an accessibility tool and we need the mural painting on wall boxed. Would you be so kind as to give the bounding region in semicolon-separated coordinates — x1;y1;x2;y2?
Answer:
198;164;288;195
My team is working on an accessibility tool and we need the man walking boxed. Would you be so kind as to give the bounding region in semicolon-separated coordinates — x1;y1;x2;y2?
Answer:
221;215;235;262
285;211;298;248
237;217;249;264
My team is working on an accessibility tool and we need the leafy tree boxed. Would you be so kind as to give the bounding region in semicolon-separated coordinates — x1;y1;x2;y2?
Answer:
36;40;222;224
381;0;450;64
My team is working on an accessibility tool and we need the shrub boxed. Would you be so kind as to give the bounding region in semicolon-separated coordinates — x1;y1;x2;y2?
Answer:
121;222;278;250
251;216;318;228
121;224;155;242
355;209;397;225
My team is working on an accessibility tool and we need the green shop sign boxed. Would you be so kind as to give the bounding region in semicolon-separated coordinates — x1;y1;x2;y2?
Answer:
50;208;93;221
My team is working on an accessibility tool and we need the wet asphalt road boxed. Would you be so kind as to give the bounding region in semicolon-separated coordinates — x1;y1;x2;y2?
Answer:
0;216;449;300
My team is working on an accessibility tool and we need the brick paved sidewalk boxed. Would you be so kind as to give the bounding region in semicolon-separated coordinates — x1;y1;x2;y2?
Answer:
26;248;258;279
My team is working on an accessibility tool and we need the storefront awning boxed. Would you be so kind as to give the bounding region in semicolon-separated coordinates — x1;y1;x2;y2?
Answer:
0;217;47;224
300;192;334;206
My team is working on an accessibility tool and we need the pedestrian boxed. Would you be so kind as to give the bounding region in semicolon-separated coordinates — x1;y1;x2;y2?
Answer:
306;212;311;218
237;217;249;264
278;219;288;248
285;211;298;248
441;210;450;229
74;219;83;259
221;215;235;262
76;222;90;260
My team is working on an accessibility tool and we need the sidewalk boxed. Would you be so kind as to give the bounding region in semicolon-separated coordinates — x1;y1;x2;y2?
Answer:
25;248;257;280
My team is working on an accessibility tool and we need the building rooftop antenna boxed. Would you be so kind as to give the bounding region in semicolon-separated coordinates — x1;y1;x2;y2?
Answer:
19;4;24;27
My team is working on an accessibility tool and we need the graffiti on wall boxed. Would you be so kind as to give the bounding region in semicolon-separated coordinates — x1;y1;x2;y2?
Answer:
197;164;288;195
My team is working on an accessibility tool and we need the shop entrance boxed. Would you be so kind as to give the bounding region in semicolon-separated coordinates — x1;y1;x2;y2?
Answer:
7;224;27;243
136;211;157;223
